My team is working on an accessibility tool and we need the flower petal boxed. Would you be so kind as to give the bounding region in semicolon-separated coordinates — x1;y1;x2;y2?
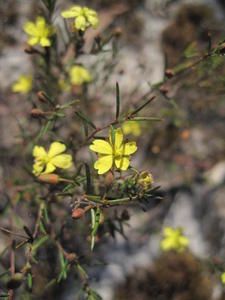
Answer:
164;227;174;237
32;161;45;176
36;16;46;30
48;142;66;158
40;37;51;47
75;15;86;31
24;21;37;36
43;162;56;174
160;239;173;251
28;37;39;46
61;6;83;18
51;154;72;169
94;155;113;174
33;146;47;158
120;142;137;155
179;236;189;247
86;15;98;29
90;140;112;154
109;128;123;149
115;156;130;171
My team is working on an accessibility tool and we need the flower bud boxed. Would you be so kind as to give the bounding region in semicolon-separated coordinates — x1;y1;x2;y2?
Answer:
37;91;46;102
24;45;35;54
114;26;122;38
30;108;44;118
137;171;154;190
105;171;114;186
72;208;85;219
159;84;169;94
165;68;174;78
67;252;76;262
38;174;59;184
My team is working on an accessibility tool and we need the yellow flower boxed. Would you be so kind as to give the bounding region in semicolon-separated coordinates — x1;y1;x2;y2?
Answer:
70;66;91;86
160;227;189;253
12;75;32;94
221;272;225;284
90;128;137;174
61;6;98;31
122;121;141;137
137;171;154;190
32;142;72;176
24;16;54;47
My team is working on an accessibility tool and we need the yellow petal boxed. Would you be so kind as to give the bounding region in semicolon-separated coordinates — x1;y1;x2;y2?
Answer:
179;236;189;247
40;37;51;47
36;16;46;30
90;140;112;154
33;146;47;158
75;15;86;31
94;155;113;174
221;273;225;284
164;227;174;237
32;161;45;176
86;15;98;29
48;142;66;158
61;6;83;18
160;239;173;251
28;37;39;46
50;154;72;169
109;128;123;149
115;156;130;171
24;21;37;36
43;162;56;174
120;142;137;155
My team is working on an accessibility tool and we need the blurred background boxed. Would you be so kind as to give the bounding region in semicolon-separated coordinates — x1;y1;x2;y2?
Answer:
0;0;225;299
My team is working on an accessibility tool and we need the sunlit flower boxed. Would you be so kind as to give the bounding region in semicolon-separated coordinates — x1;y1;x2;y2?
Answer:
161;227;189;253
61;6;98;31
12;75;32;94
32;142;72;176
137;171;154;190
221;272;225;284
90;128;137;174
24;16;54;47
70;66;91;86
122;121;141;137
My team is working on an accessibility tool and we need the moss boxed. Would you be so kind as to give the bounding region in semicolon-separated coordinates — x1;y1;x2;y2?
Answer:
115;251;213;300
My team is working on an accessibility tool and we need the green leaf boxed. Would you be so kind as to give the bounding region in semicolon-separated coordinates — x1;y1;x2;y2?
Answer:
86;288;103;300
43;204;49;223
57;251;69;282
77;264;88;279
75;111;96;129
85;163;92;194
60;100;78;109
116;82;120;119
41;91;55;106
27;273;32;290
37;119;53;140
131;95;155;115
39;220;47;235
31;236;49;256
83;121;89;137
91;207;101;251
110;125;115;145
130;117;161;122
